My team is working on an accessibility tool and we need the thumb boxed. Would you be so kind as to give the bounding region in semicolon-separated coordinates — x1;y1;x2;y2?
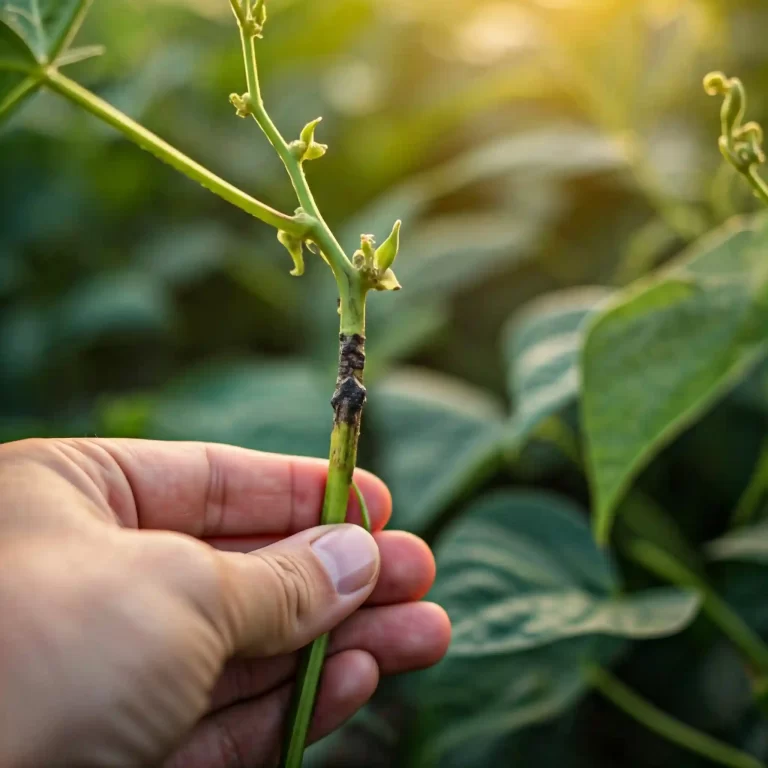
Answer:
215;524;380;657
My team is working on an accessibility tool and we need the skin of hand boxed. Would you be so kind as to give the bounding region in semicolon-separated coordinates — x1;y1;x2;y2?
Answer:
0;438;450;768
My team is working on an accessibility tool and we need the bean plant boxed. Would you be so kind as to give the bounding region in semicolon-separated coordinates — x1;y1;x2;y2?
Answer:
6;2;768;767
2;0;400;765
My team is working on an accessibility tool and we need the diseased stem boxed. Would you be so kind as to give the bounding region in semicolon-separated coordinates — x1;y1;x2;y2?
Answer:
586;664;765;768
27;5;389;765
281;285;368;768
229;5;388;763
43;70;307;236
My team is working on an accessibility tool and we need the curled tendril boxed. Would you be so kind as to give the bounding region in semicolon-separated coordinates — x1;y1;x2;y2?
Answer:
703;71;728;96
704;71;768;205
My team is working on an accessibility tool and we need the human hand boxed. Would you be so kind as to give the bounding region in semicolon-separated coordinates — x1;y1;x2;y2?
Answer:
0;438;449;767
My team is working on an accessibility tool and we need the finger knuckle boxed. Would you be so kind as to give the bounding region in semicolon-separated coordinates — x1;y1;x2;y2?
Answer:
264;553;315;634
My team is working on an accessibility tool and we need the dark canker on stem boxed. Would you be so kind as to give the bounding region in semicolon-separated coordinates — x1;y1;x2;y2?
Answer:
331;333;366;426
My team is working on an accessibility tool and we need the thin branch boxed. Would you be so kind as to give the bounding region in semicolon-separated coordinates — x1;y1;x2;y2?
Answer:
586;665;765;768
629;540;768;680
233;19;354;280
746;165;768;206
43;69;309;236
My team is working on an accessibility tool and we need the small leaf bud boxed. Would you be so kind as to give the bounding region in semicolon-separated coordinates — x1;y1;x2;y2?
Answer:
292;118;327;163
277;230;305;277
229;92;252;118
374;268;402;292
374;219;401;273
703;71;728;96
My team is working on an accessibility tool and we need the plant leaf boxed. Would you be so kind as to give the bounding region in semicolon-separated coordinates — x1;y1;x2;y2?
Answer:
420;638;608;768
582;215;768;544
1;0;92;62
364;301;450;377
505;286;610;447
137;223;230;286
0;0;93;122
341;123;628;246
707;519;768;565
363;201;558;350
140;360;333;458
367;369;504;532
53;270;174;347
383;207;551;301
420;491;701;763
52;43;104;67
0;19;35;69
0;20;37;119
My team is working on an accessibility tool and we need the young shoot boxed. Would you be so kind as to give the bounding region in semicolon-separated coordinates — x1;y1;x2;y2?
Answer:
704;71;768;206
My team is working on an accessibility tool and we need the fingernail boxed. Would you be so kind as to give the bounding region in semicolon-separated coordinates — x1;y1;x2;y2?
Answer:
311;525;379;595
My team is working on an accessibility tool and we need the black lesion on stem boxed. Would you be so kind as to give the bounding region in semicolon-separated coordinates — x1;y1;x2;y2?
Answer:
331;333;366;426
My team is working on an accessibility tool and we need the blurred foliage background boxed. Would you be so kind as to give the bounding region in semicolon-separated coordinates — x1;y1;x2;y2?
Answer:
4;0;768;765
6;0;767;438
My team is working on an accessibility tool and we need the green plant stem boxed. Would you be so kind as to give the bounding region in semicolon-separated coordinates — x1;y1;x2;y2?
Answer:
585;664;765;768
351;481;372;533
42;69;306;236
746;165;768;206
732;438;768;527
281;286;368;768
231;8;370;762
0;75;39;116
236;26;352;283
629;540;768;685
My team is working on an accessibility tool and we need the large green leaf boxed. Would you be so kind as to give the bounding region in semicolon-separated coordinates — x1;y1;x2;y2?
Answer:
110;363;505;530
341;124;627;247
0;22;37;118
0;0;92;119
707;519;768;565
319;127;611;362
709;520;768;638
1;0;90;61
505;286;610;446
0;19;35;69
367;369;504;532
141;360;333;458
582;216;768;544
419;638;604;768
0;303;48;380
419;491;701;765
138;223;230;286
363;301;450;378
53;270;175;347
391;209;549;300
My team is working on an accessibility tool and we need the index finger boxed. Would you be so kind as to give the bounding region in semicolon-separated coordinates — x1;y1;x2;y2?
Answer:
59;438;392;537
